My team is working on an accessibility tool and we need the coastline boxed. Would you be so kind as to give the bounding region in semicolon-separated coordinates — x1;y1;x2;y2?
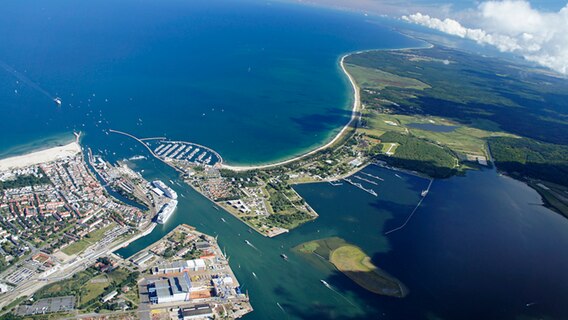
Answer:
221;53;361;172
221;44;433;172
0;141;81;171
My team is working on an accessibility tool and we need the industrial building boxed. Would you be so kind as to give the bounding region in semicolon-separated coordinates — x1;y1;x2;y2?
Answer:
148;272;193;304
153;259;207;275
181;304;214;319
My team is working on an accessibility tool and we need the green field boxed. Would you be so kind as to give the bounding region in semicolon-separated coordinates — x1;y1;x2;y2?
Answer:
32;267;138;312
346;63;430;91
62;223;115;256
80;277;108;305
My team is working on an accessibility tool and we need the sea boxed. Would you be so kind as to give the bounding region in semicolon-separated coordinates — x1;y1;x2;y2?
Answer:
1;0;568;319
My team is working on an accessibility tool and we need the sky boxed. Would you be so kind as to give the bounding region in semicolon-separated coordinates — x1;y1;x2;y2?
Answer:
289;0;568;74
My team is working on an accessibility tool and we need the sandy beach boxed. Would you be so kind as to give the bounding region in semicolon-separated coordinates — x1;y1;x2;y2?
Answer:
222;53;361;172
0;142;81;171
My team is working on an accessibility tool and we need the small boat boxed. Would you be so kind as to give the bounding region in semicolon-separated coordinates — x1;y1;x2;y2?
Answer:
245;240;252;246
54;97;62;107
280;253;288;261
252;272;257;278
320;280;331;288
421;190;428;197
212;206;219;211
221;218;226;223
395;174;402;179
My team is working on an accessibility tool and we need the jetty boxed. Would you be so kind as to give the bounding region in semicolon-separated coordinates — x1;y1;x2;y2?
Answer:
354;175;378;185
384;179;434;235
343;178;378;196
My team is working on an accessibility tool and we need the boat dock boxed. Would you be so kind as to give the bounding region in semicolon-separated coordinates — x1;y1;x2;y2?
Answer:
342;178;378;196
354;175;378;185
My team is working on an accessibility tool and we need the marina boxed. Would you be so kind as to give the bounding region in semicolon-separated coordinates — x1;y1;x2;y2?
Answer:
149;140;222;167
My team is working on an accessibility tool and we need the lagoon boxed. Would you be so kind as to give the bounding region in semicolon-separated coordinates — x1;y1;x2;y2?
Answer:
1;1;567;319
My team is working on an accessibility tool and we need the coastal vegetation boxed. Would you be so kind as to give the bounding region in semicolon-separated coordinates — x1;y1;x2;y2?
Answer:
488;137;568;187
344;46;568;214
488;136;568;216
372;131;458;178
295;237;406;297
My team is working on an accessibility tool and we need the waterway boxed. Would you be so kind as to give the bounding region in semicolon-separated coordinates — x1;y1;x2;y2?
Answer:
2;1;568;319
115;151;568;319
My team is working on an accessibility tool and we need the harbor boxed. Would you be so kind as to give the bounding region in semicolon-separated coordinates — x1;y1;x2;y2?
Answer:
149;140;223;167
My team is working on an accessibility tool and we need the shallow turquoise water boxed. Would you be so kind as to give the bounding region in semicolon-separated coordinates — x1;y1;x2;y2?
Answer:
2;1;568;319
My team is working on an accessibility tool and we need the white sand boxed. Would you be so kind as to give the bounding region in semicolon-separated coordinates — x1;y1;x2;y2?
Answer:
0;142;81;171
222;54;361;172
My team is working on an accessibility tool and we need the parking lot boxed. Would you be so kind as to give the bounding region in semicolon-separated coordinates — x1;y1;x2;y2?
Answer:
16;296;75;316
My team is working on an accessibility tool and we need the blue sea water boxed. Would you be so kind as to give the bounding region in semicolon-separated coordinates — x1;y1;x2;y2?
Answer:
2;1;568;320
0;0;419;163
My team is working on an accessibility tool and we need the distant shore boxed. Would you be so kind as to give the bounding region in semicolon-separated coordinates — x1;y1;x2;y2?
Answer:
221;53;361;172
0;141;81;171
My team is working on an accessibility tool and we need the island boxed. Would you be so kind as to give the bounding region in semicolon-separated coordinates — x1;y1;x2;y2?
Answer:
295;237;407;298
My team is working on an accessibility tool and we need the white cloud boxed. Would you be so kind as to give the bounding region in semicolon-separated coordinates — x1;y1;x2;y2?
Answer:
402;1;568;74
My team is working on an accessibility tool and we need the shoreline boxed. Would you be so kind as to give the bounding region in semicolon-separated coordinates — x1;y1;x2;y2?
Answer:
221;44;432;172
0;141;81;171
221;53;361;172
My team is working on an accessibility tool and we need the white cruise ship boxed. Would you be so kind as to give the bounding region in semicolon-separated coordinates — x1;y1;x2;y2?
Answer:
152;180;178;200
156;200;178;224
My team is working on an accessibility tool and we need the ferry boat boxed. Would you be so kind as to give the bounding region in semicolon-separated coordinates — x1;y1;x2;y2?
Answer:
152;180;178;199
156;200;178;224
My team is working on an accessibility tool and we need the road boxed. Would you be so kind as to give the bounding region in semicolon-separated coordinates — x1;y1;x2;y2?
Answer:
0;223;153;311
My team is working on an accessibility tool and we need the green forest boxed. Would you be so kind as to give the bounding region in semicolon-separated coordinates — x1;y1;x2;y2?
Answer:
374;131;458;178
488;137;568;187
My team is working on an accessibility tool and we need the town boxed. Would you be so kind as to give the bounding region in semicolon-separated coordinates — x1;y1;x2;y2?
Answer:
0;145;252;320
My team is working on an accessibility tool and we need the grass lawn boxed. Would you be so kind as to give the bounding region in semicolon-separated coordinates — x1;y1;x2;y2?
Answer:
80;276;108;305
107;268;130;284
360;112;513;159
62;223;115;255
35;269;96;300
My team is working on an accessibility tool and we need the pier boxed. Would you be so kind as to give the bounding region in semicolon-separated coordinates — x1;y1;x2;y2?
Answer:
354;175;378;185
108;129;184;174
342;178;378;196
384;178;434;235
108;129;223;169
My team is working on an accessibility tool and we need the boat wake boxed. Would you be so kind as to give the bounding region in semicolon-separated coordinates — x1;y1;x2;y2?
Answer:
244;240;261;253
276;302;286;314
0;60;57;103
320;280;357;307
